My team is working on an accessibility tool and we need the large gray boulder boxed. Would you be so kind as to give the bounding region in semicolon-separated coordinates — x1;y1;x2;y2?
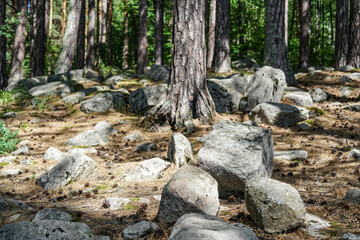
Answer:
169;213;259;240
167;133;194;169
121;221;159;240
80;92;126;113
245;178;306;233
33;208;72;222
6;76;48;91
124;158;171;181
284;87;313;107
197;120;273;197
249;102;309;127
157;165;219;225
310;88;328;102
129;84;167;113
36;152;97;189
145;65;170;83
29;81;73;97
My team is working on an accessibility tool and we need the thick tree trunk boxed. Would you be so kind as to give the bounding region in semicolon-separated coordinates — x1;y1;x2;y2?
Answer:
299;0;310;69
137;0;148;74
107;0;113;66
207;0;216;69
32;0;46;77
214;0;231;73
347;0;360;68
149;0;216;131
55;0;82;74
122;0;129;69
264;0;296;86
335;0;348;68
10;0;28;83
155;0;164;65
86;0;95;70
0;0;7;89
76;0;86;69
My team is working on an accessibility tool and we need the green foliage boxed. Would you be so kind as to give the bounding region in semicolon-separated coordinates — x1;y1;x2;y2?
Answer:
0;121;20;155
32;96;51;110
0;14;20;38
0;87;29;106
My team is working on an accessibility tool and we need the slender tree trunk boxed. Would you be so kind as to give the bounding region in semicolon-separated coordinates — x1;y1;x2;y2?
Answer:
98;0;107;63
0;0;7;89
289;0;297;40
137;0;148;74
347;0;360;68
155;0;164;65
148;0;216;131
107;0;113;66
335;0;348;68
61;0;67;36
55;0;82;74
76;0;86;69
10;0;28;83
214;0;231;73
207;0;216;69
49;0;53;37
299;0;310;69
86;0;95;70
285;0;288;46
122;0;129;69
264;0;296;86
32;0;46;77
330;0;334;43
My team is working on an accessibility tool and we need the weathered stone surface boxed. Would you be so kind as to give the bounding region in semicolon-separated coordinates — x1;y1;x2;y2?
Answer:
33;208;72;222
343;189;360;205
340;233;360;240
104;74;128;85
0;156;16;164
232;58;258;70
29;81;73;97
169;213;259;240
347;149;360;159
129;84;167;113
6;198;32;210
62;92;86;105
340;87;352;98
310;88;328;102
135;143;157;153
303;213;330;239
6;76;48;91
284;88;314;107
273;150;308;161
124;133;142;141
344;104;360;112
68;148;97;155
80;86;110;95
80;92;126;113
2;112;18;119
121;221;159;240
145;65;170;83
43;147;63;161
249;102;309;127
0;195;9;213
36;152;97;189
85;70;103;81
124;158;171;181
102;197;131;210
245;178;306;233
197;120;273;196
338;65;354;72
11;145;29;155
0;169;22;177
168;133;194;169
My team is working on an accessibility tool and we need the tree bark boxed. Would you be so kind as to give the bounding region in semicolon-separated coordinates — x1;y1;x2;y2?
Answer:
264;0;296;86
76;0;86;69
347;0;360;68
98;0;107;63
86;0;95;70
299;0;310;69
137;0;148;74
31;0;46;77
48;0;53;37
285;0;288;46
9;0;28;83
207;0;216;69
335;0;348;69
214;0;231;73
61;0;66;36
0;0;7;89
107;0;113;66
55;0;82;74
122;0;129;69
155;0;164;65
148;0;216;131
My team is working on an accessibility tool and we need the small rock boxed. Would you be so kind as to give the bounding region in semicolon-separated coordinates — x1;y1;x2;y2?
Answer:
284;88;314;107
338;65;354;72
0;156;16;164
273;150;308;161
102;197;131;211
340;87;352;98
343;104;360;112
310;88;328;102
0;195;9;213
340;233;360;240
20;159;34;166
44;147;63;161
139;79;149;86
62;92;86;105
11;145;29;155
8;214;21;222
168;133;194;169
343;189;360;205
33;208;72;222
2;112;18;119
303;213;330;239
298;122;311;129
135;143;157;153
31;118;41;123
68;147;98;155
80;92;126;114
307;67;316;73
0;169;22;177
6;198;32;210
124;158;170;181
124;133;142;141
121;221;159;240
347;149;360;159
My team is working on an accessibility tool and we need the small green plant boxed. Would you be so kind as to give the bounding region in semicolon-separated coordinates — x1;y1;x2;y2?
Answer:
0;162;9;167
95;185;111;191
124;204;136;211
0;121;20;155
129;198;140;202
32;96;51;110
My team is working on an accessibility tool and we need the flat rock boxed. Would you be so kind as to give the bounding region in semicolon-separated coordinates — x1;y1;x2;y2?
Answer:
43;147;63;161
197;120;273;196
157;165;219;225
343;189;360;205
284;88;313;107
129;84;167;113
338;65;354;72
169;213;259;240
2;112;18;119
68;147;97;155
104;74;128;85
303;213;330;239
29;81;72;97
6;198;32;210
103;197;131;210
344;104;360;112
340;233;360;240
168;133;194;169
310;88;328;102
0;169;22;177
245;177;306;233
62;92;86;105
273;150;308;161
121;221;159;240
33;208;72;222
0;156;16;164
347;149;360;159
124;133;142;141
11;145;29;155
135;143;157;153
145;65;170;83
80;92;126;113
124;158;170;181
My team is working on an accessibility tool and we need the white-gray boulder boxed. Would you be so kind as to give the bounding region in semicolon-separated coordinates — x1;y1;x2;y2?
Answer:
338;65;354;72
168;133;194;169
80;92;126;113
129;84;167;113
124;158;170;181
33;208;72;222
0;169;22;177
29;81;73;97
310;88;328;102
121;221;159;240
124;133;142;141
11;145;29;155
102;197;131;210
0;156;16;164
347;149;360;159
43;147;63;161
145;65;170;83
62;92;86;105
273;150;308;161
2;112;18;119
284;87;313;107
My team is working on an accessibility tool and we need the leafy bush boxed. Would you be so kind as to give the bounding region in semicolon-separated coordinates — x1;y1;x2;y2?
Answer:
0;121;20;155
32;96;51;110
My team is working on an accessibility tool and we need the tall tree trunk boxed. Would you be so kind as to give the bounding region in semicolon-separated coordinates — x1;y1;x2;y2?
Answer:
76;0;86;69
137;0;148;74
148;0;216;131
347;0;360;68
289;0;297;41
122;0;129;69
214;0;231;73
155;0;164;65
299;0;310;69
0;0;7;89
335;0;348;69
55;0;82;74
61;0;66;36
49;0;53;37
107;0;113;66
86;0;95;70
207;0;216;69
98;0;107;63
285;0;288;46
264;0;296;86
10;0;28;83
330;0;334;43
31;0;46;77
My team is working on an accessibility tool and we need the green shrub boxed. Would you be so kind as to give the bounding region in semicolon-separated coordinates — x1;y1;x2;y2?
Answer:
0;121;20;154
32;96;51;110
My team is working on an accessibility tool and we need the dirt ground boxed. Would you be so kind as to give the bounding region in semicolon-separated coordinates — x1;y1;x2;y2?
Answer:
0;71;360;239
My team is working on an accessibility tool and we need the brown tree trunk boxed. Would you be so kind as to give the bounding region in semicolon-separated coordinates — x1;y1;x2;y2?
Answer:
0;0;7;89
10;0;28;83
207;0;216;69
61;0;67;36
86;0;95;70
335;0;348;69
155;0;164;65
264;0;296;86
299;0;310;69
98;0;107;63
31;0;46;77
285;0;288;46
49;0;53;37
214;0;231;73
137;0;148;74
347;0;360;68
76;0;86;69
122;0;129;69
148;0;216;131
107;0;113;66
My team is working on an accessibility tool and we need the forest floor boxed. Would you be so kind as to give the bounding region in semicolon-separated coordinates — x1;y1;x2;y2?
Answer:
0;70;359;239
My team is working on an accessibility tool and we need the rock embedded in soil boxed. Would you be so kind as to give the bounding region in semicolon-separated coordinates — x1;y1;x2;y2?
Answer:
303;213;330;239
6;198;32;210
343;104;360;112
11;145;29;155
157;165;220;226
124;158;171;181
135;143;157;153
36;152;97;189
340;233;360;240
0;169;22;177
338;65;354;72
169;213;259;240
168;133;194;169
43;147;63;161
2;112;18;119
347;149;360;159
62;92;86;105
284;87;314;107
129;84;168;113
102;197;131;211
245;177;306;233
79;92;126;114
310;88;328;102
124;133;143;141
197;120;273;197
273;150;308;161
343;189;360;205
28;81;73;97
340;87;352;98
0;156;16;164
121;221;159;240
33;208;72;222
0;195;9;213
